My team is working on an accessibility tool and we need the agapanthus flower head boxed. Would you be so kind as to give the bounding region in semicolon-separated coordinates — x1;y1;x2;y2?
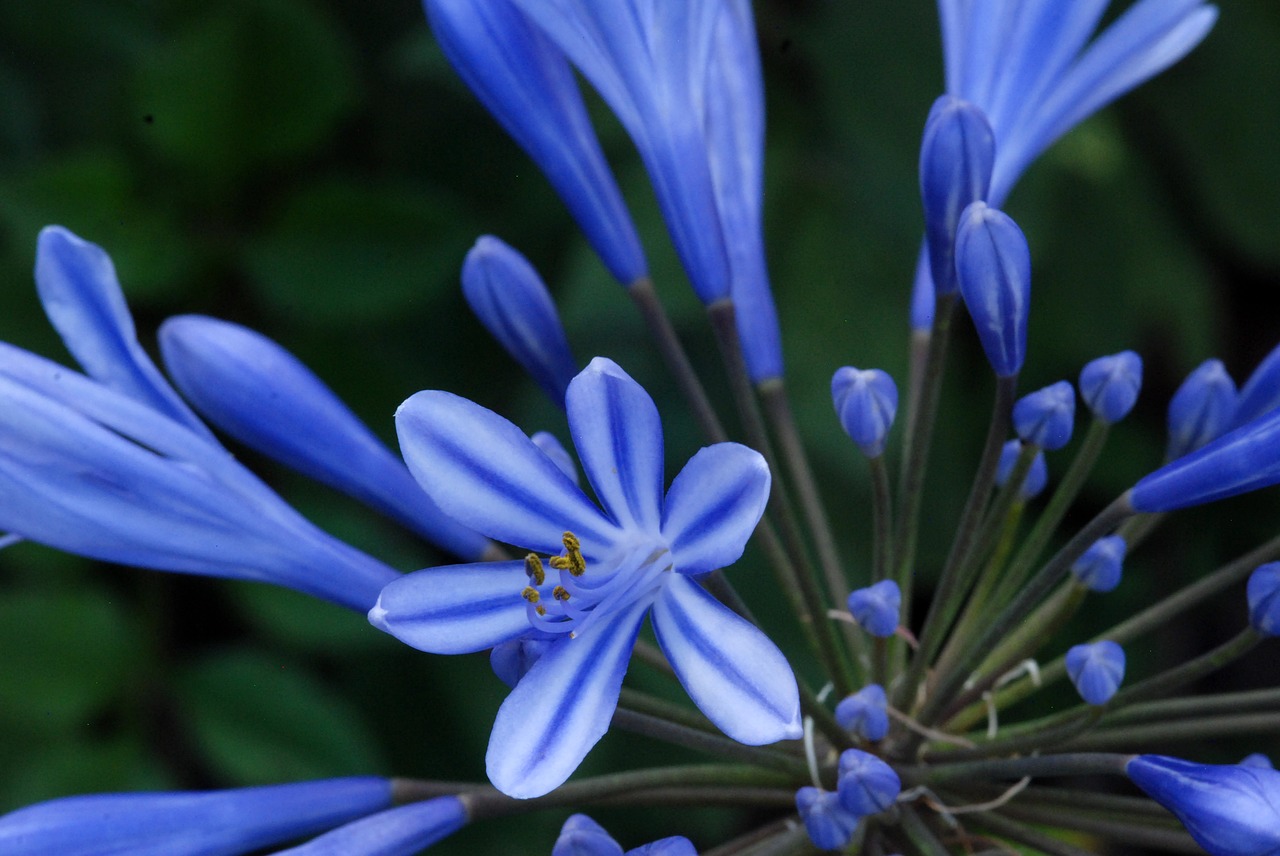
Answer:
831;367;899;457
1246;562;1280;636
1126;755;1280;856
461;235;579;406
1071;535;1127;593
1079;350;1143;423
836;749;901;817
1166;358;1237;460
273;797;466;856
0;777;393;856
846;580;901;638
1064;640;1125;705
1013;380;1076;450
954;201;1031;377
834;683;889;742
371;356;800;797
1233;340;1280;429
422;0;646;285
995;439;1048;499
795;787;861;852
553;814;695;856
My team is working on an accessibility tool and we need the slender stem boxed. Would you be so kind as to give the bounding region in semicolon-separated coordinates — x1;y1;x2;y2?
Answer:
702;818;798;856
391;778;487;803
967;811;1109;856
1100;686;1280;725
589;786;797;808
1011;784;1172;818
971;582;1086;688
612;707;811;776
899;805;952;856
618;686;716;734
736;823;814;856
1107;627;1262;708
994;804;1200;852
1063;711;1280;750
869;455;894;584
926;708;1101;763
900;752;1131;785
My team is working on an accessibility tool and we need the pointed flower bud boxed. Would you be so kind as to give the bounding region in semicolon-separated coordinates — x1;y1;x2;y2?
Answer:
1070;535;1127;594
954;202;1031;377
274;797;466;855
847;580;900;638
836;749;901;817
795;787;860;851
996;440;1048;499
910;246;936;332
0;777;392;855
461;236;579;406
831;367;899;457
1013;380;1076;450
1234;341;1280;429
1246;562;1280;637
1126;755;1280;856
423;0;645;285
1079;350;1143;423
1064;640;1125;705
834;684;889;742
919;96;995;297
1241;753;1275;769
1166;358;1237;460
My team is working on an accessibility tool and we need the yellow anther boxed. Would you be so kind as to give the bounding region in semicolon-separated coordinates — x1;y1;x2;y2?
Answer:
521;586;541;603
535;604;547;616
524;553;546;586
552;585;570;601
550;530;587;576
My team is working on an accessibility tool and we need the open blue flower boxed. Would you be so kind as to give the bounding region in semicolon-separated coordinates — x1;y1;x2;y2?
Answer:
370;357;801;798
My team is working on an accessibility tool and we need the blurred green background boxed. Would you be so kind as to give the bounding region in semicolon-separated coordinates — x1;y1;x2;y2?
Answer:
1;0;1278;851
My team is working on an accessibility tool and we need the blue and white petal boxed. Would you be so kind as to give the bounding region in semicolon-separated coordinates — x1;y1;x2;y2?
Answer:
661;443;770;575
272;797;467;856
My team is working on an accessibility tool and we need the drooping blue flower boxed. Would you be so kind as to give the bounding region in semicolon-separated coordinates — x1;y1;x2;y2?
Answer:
460;235;579;406
831;367;899;458
552;814;695;856
1013;380;1076;450
370;357;800;798
834;684;889;742
1233;340;1280;429
795;787;861;851
1070;535;1127;593
422;0;646;286
1064;640;1125;705
836;749;901;817
1126;755;1280;856
272;797;466;856
1246;562;1280;637
0;777;392;856
846;580;901;638
995;439;1048;499
1079;350;1143;423
953;201;1031;378
1166;358;1237;460
159;314;490;562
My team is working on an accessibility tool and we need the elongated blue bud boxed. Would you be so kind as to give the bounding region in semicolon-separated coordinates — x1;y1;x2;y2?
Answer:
275;797;466;855
461;236;579;406
423;0;645;285
836;749;901;817
1126;755;1280;856
0;777;391;856
1079;350;1143;423
1013;380;1075;450
954;202;1030;377
1064;640;1125;705
846;580;900;638
834;684;889;742
1167;358;1237;460
832;367;898;457
159;315;489;561
795;787;860;851
1233;341;1280;428
1246;562;1280;636
996;439;1048;499
1131;406;1280;512
1070;535;1126;593
919;96;995;297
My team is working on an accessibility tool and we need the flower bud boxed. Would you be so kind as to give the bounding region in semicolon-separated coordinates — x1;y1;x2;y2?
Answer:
831;367;899;457
1166;358;1237;460
795;787;860;851
995;440;1048;499
1233;341;1280;429
275;797;466;855
954;202;1031;378
1064;640;1125;705
552;814;624;856
1079;351;1143;423
834;684;889;742
1013;380;1075;450
836;749;901;817
1246;562;1280;637
1070;535;1127;593
1242;753;1274;769
846;580;901;638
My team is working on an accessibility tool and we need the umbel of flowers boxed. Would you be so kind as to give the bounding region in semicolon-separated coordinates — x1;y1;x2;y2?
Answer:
3;0;1280;854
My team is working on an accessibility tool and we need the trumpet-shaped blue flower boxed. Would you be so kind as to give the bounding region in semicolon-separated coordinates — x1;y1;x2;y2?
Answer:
795;787;861;851
1064;640;1125;705
1246;563;1280;637
273;797;467;855
0;777;392;856
831;367;899;458
996;439;1049;500
370;357;801;798
552;814;695;856
1071;535;1127;593
1079;350;1143;423
1013;380;1076;450
1126;755;1280;856
954;201;1031;378
1166;358;1237;460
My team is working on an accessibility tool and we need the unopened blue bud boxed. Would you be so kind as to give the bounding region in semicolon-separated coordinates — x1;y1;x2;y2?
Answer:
1064;640;1125;705
847;580;900;638
795;787;860;851
553;814;623;856
1070;535;1126;593
1233;341;1280;429
995;440;1048;499
462;236;578;406
954;202;1031;377
1127;755;1280;856
275;797;466;855
834;684;889;742
1013;380;1075;450
831;367;898;457
1246;562;1280;637
1167;358;1237;460
1079;351;1143;423
1242;753;1275;769
836;749;901;817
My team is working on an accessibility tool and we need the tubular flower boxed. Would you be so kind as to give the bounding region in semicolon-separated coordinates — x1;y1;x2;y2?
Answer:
370;357;801;798
953;201;1031;378
1166;358;1237;460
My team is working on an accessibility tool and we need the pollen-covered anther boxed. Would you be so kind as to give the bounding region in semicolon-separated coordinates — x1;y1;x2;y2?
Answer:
524;553;546;585
552;585;570;601
547;530;587;576
521;586;540;603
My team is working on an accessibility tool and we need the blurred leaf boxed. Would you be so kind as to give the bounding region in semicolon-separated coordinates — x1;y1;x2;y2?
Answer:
177;649;385;783
229;579;398;655
0;736;169;814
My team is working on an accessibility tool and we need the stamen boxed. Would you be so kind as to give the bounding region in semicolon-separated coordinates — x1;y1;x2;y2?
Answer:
548;531;587;576
521;586;541;603
524;553;546;585
552;585;570;601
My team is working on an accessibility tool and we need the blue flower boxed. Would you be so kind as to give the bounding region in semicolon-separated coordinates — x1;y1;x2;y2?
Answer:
834;684;889;742
1079;350;1143;423
370;357;801;798
846;580;901;638
795;787;861;851
953;202;1031;378
1064;640;1125;705
995;439;1049;499
0;777;392;856
831;367;899;458
1234;341;1280;428
1013;381;1076;450
552;814;695;856
274;797;467;855
1126;755;1280;856
1166;358;1237;460
1071;535;1127;593
836;749;901;817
